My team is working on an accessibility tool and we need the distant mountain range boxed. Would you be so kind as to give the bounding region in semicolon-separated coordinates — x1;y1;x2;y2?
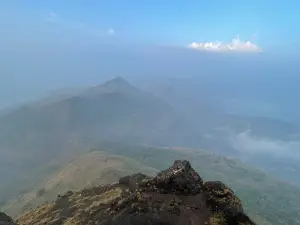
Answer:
0;77;188;203
2;142;300;225
1;77;300;224
1;77;300;214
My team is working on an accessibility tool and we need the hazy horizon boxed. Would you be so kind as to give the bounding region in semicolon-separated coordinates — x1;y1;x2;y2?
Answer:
1;2;300;224
1;2;300;113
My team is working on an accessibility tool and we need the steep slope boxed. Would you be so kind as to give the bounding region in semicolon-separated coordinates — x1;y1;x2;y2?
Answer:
3;142;300;224
92;142;300;225
0;77;185;203
2;152;158;217
16;160;256;225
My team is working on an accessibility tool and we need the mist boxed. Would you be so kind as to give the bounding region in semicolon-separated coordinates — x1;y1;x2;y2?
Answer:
1;5;300;175
1;11;300;115
230;130;300;158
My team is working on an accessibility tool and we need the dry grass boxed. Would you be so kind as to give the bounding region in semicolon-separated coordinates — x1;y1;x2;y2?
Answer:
3;151;157;218
17;186;124;225
210;213;227;225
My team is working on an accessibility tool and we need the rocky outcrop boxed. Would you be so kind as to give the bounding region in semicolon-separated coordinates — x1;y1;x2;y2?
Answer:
16;160;256;225
204;181;244;215
141;160;203;195
119;173;149;191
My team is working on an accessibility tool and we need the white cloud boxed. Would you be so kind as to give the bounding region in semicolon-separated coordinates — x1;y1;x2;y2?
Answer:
107;28;116;35
46;11;58;23
229;130;300;159
188;37;262;52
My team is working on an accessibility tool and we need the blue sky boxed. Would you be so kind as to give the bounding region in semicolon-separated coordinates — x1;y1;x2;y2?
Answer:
1;0;299;50
0;1;299;109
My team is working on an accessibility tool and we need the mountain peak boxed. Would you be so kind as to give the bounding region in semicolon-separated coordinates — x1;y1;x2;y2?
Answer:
16;160;256;225
106;76;129;84
102;76;132;89
89;77;138;95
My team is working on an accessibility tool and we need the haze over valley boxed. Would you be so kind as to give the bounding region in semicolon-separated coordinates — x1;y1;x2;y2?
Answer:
1;2;300;225
1;76;300;224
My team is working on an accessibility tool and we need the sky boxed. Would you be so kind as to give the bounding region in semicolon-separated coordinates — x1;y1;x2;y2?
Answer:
0;1;300;109
1;0;299;50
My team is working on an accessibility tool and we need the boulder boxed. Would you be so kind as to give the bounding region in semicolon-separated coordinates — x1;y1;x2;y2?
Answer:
119;173;150;191
16;160;257;225
142;160;203;195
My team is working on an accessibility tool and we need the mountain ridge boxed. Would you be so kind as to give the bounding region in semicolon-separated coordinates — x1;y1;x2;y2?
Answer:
10;160;256;225
3;142;300;224
0;77;185;203
1;78;300;224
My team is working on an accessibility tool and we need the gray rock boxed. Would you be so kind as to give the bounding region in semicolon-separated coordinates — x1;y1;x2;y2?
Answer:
119;173;150;191
143;160;203;195
0;212;16;225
